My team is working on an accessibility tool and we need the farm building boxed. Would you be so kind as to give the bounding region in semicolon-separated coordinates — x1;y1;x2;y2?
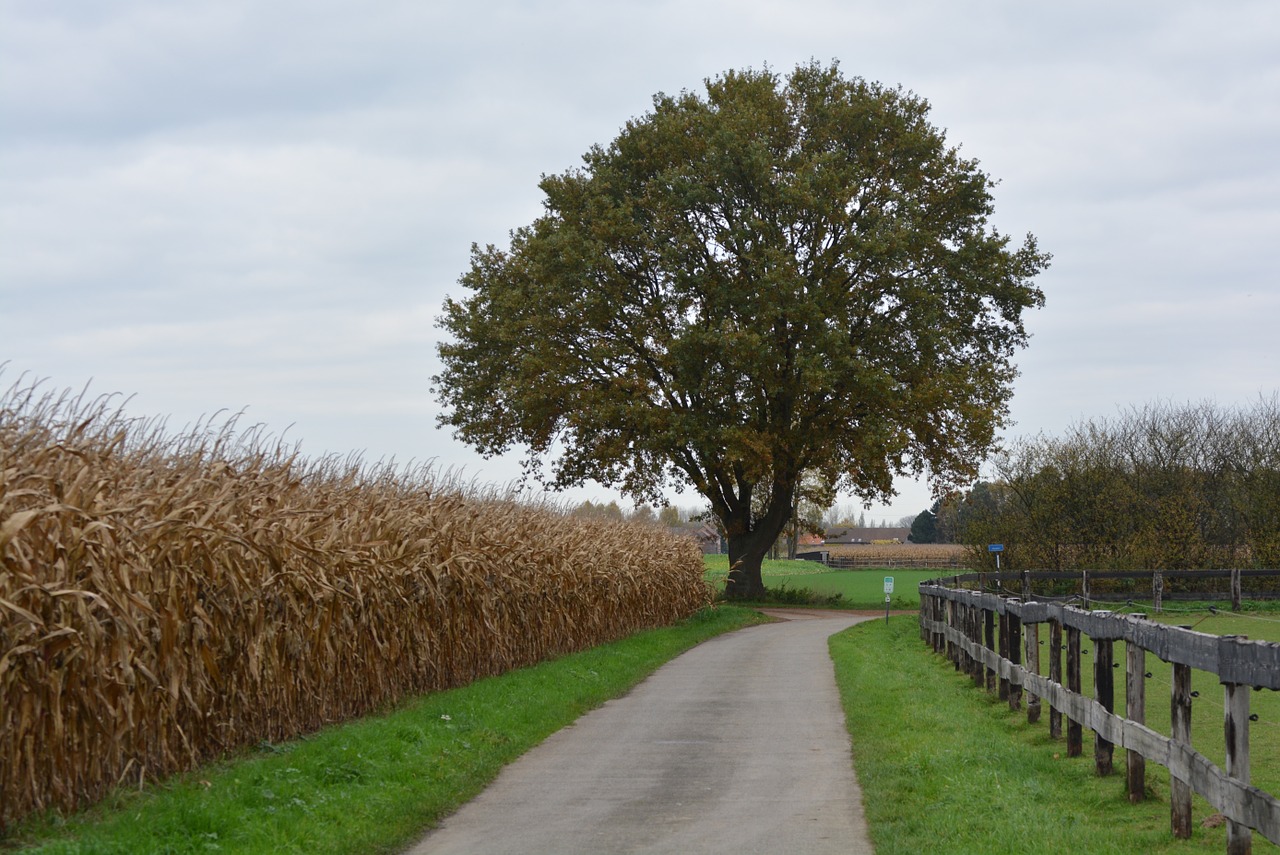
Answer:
670;521;723;554
824;526;912;545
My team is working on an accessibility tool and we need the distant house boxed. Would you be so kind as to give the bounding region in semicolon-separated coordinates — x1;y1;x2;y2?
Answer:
823;526;912;545
673;521;723;554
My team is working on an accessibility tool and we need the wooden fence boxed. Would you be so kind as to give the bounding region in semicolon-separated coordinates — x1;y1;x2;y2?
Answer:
797;552;964;570
928;568;1280;612
920;580;1280;854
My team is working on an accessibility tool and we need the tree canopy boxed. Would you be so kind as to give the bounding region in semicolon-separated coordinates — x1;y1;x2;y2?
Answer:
434;61;1049;598
956;398;1280;571
910;509;938;544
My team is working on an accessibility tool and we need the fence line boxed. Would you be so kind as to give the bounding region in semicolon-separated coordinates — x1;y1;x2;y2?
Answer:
929;568;1280;612
797;553;963;570
919;581;1280;854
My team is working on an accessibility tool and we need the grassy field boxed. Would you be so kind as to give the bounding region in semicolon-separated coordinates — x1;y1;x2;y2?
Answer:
1048;606;1280;804
4;606;769;855
835;609;1280;853
702;554;938;608
966;604;1280;801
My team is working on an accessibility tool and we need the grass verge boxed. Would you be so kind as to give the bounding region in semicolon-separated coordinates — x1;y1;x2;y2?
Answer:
6;606;768;855
830;616;1276;854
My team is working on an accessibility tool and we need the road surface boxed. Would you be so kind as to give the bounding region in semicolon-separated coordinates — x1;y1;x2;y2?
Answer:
407;609;876;855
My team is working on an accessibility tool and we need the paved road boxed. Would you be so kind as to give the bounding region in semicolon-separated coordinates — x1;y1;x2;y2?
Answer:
407;610;875;855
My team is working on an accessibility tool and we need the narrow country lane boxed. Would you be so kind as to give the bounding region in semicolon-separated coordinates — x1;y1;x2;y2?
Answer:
406;610;875;855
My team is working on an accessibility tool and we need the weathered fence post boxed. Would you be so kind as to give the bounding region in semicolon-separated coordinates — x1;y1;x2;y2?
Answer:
971;600;985;688
1082;569;1091;606
998;601;1011;701
933;594;945;654
941;596;951;663
926;593;936;651
1223;635;1252;855
1093;629;1115;776
1067;623;1083;757
1171;660;1193;838
984;606;997;693
1154;571;1164;614
925;590;935;643
952;599;964;672
1232;568;1243;613
948;598;959;669
1008;599;1023;712
1049;618;1063;740
926;591;936;645
1126;615;1147;803
1025;613;1041;724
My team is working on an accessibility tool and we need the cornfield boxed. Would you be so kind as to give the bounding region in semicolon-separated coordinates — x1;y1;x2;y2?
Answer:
823;543;967;566
0;376;710;829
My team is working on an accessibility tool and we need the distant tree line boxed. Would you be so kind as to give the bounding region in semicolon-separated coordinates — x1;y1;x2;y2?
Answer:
949;398;1280;570
572;500;701;528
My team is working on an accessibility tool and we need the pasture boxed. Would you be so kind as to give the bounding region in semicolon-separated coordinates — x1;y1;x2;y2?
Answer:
702;555;935;608
833;616;1261;854
1046;606;1280;811
906;598;1280;852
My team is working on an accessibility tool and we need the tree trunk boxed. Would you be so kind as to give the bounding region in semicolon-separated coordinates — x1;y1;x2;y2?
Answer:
724;528;775;600
717;469;796;601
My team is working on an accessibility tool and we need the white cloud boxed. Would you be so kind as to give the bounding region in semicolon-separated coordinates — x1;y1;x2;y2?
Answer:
2;0;1279;518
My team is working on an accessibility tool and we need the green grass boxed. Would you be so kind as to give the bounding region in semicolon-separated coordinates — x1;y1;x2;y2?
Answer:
1053;606;1280;805
5;606;769;855
833;614;1280;853
702;554;935;608
983;604;1280;802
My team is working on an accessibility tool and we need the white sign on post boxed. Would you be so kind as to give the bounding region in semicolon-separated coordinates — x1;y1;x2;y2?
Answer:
883;576;895;594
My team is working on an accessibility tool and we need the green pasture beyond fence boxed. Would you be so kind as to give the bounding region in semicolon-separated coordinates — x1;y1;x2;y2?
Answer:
929;568;1280;613
702;557;932;608
920;568;1280;855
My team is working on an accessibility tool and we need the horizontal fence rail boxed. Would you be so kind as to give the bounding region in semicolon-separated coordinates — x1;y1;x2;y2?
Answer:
919;578;1280;855
797;553;964;570
930;568;1280;611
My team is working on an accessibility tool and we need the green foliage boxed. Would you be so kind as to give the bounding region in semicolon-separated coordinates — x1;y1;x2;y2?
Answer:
434;60;1049;597
761;581;846;607
657;505;682;526
958;398;1280;571
629;504;657;523
909;509;937;543
571;498;625;520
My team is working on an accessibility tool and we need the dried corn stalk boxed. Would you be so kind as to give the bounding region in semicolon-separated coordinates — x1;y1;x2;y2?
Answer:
0;376;710;828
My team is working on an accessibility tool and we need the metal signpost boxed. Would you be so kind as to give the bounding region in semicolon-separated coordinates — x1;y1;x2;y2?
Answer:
883;576;894;623
989;543;1003;572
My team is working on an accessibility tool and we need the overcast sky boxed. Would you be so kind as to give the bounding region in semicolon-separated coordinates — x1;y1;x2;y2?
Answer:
3;0;1278;524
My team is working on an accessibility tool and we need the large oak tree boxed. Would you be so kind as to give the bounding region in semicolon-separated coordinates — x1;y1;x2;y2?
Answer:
434;62;1049;599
